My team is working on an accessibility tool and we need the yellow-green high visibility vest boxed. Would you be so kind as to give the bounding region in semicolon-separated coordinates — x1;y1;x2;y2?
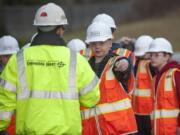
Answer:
0;45;100;135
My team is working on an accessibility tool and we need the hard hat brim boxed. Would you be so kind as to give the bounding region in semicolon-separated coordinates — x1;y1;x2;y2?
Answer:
85;36;112;44
148;48;173;54
134;51;146;57
0;50;19;55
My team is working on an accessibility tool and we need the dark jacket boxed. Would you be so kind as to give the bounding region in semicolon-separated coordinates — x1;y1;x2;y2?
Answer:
31;30;66;46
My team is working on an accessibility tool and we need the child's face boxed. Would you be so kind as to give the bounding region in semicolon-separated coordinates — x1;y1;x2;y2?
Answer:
90;40;112;58
0;55;11;66
150;52;170;70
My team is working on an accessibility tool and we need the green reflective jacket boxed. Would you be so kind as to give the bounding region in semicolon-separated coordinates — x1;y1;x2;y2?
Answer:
0;45;100;135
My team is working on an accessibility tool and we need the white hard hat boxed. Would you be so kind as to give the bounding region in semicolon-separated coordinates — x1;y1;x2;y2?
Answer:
134;35;153;56
0;35;19;55
92;13;116;29
85;22;113;44
67;39;86;51
149;37;173;54
33;3;68;26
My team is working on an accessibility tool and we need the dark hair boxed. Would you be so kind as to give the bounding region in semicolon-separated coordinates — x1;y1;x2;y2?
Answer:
111;28;116;33
37;25;64;33
162;52;172;57
121;40;135;52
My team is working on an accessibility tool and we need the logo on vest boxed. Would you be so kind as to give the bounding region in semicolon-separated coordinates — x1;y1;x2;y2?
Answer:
27;60;65;68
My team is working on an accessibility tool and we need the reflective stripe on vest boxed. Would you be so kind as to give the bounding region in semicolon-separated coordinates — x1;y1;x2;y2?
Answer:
106;60;116;80
134;61;152;96
151;109;180;119
139;61;147;73
114;48;125;57
0;111;14;120
105;56;119;80
133;89;151;97
0;78;16;93
16;49;78;100
165;69;174;91
124;49;131;58
79;75;99;96
81;98;131;119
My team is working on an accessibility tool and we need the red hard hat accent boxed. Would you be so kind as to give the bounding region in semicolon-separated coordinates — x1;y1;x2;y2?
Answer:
40;12;48;17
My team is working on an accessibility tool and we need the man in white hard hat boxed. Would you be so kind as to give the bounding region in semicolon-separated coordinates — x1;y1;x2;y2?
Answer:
132;35;156;135
81;22;137;135
148;38;180;135
67;38;86;52
0;3;100;134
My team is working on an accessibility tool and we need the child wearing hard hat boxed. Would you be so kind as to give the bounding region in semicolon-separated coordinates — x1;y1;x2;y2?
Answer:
0;35;19;73
81;22;137;135
92;13;136;67
132;35;156;135
0;35;20;135
91;13;135;97
148;37;180;135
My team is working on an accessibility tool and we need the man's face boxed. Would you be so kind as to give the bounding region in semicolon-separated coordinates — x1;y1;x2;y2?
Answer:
150;52;170;70
89;39;112;59
0;55;11;66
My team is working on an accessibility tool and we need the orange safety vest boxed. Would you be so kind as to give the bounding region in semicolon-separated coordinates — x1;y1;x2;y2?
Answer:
80;48;135;98
81;56;137;135
113;48;136;67
132;60;153;115
80;48;94;60
151;68;180;135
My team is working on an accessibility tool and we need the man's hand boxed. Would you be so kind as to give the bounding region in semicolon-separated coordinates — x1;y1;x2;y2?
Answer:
114;59;128;72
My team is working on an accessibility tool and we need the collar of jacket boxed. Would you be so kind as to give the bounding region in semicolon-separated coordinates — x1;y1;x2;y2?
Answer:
31;30;66;46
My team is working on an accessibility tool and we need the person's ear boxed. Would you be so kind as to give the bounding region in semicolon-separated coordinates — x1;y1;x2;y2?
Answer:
56;26;65;37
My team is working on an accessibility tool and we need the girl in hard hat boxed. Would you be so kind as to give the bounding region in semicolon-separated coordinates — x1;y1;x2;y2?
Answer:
81;22;137;135
148;37;180;135
0;35;19;135
132;35;156;135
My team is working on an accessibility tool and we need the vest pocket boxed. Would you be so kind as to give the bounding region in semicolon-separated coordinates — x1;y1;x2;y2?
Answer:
163;91;177;107
104;80;121;102
103;110;135;134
